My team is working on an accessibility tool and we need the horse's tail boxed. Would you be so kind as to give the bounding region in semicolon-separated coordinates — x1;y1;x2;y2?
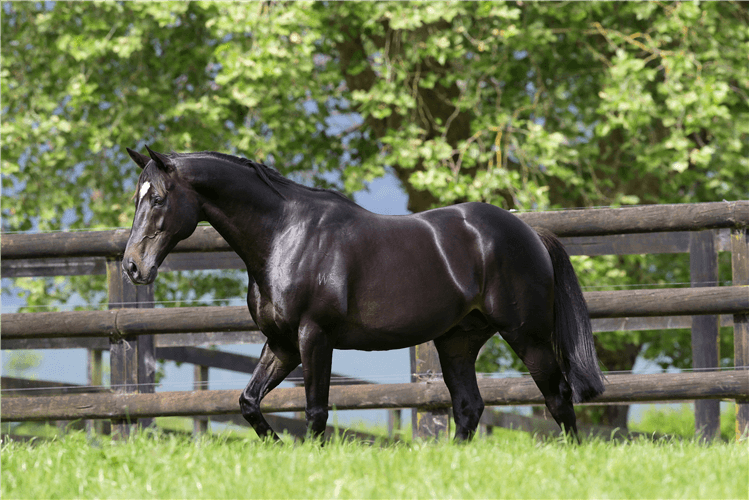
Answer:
536;227;605;403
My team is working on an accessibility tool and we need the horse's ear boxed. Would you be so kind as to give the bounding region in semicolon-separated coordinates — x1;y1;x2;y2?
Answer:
145;145;173;172
126;147;150;170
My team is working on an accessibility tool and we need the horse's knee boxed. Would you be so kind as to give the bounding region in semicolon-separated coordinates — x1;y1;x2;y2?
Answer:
239;393;261;422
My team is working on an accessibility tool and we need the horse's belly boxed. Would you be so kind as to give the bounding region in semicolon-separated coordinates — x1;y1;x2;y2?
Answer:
333;325;446;351
333;299;466;351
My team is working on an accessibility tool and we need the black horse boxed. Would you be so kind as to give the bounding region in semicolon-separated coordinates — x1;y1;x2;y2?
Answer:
122;146;604;441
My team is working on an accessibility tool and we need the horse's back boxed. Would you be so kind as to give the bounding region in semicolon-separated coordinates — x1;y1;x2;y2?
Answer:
412;203;554;333
321;202;553;348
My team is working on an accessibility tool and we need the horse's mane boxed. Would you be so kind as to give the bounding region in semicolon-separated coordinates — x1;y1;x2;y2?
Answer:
170;151;353;203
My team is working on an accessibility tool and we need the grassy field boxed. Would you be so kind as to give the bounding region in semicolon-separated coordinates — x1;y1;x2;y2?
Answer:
629;403;737;441
2;426;746;499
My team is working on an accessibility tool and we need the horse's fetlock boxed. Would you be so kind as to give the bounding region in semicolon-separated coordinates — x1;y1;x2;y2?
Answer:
305;406;328;425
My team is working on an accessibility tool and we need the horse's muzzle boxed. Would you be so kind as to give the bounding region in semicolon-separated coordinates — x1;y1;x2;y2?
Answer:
123;257;157;285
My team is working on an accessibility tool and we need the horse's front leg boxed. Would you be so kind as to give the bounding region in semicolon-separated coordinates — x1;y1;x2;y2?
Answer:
239;341;301;441
299;321;334;440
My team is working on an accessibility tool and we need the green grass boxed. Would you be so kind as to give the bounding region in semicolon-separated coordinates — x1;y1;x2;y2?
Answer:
2;428;746;499
630;403;737;441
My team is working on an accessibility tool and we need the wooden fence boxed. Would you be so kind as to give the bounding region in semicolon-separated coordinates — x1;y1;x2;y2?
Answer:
2;202;748;441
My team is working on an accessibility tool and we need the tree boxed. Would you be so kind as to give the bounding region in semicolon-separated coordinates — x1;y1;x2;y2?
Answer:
3;1;748;426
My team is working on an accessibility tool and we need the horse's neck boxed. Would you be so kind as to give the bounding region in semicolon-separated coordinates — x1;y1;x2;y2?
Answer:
188;162;288;275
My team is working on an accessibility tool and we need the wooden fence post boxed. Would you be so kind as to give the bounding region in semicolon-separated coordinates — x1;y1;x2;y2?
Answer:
86;349;103;436
107;258;155;439
108;257;138;440
731;227;749;440
410;342;450;440
689;230;721;440
387;409;402;439
193;365;209;435
136;284;155;429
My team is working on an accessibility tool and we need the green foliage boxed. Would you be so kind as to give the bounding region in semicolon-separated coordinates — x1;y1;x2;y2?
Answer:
3;3;748;390
2;430;746;499
631;403;738;442
2;351;41;377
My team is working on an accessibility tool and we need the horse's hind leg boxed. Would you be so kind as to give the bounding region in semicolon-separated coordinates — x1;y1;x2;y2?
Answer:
239;341;301;441
503;333;578;438
433;328;495;441
298;321;334;441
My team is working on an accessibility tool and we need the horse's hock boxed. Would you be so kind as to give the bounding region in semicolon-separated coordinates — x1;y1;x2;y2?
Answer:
2;201;748;441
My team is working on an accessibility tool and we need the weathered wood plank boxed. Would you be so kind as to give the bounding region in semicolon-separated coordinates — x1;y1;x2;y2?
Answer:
1;377;112;396
561;232;690;256
1;331;267;350
4;229;738;280
4;287;747;341
3;202;748;260
584;286;749;318
1;257;107;278
0;306;257;339
1;226;232;260
107;258;139;439
732;227;749;439
690;230;721;440
155;346;370;384
411;342;450;440
0;253;245;278
517;201;749;237
87;348;104;435
193;364;209;435
3;371;746;422
154;331;266;347
591;315;734;333
3;316;736;350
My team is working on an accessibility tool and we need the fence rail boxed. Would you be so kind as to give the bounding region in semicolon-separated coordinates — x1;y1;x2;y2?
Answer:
3;202;748;260
3;372;746;422
3;287;748;341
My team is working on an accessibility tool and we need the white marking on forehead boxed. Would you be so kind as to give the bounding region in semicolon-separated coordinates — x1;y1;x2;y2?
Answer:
139;181;151;202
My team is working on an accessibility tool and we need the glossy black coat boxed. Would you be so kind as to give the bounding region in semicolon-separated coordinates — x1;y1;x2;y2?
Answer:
123;147;604;441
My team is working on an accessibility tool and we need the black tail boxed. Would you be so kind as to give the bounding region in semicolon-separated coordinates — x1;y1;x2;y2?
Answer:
536;228;605;403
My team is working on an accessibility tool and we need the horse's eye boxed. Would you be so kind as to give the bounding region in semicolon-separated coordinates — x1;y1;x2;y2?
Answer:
152;195;165;206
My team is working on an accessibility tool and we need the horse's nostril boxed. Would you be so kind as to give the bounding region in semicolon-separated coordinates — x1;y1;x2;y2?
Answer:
126;258;138;277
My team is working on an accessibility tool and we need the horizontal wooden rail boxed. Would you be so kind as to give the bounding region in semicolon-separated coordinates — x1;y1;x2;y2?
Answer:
3;287;748;340
584;286;749;318
1;377;112;396
3;202;748;260
2;231;739;279
519;201;749;237
0;227;233;260
1;331;267;350
155;347;371;385
1;306;256;340
2;371;746;422
1;316;738;351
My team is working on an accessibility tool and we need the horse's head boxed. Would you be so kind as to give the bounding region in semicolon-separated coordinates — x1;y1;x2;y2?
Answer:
122;146;202;284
